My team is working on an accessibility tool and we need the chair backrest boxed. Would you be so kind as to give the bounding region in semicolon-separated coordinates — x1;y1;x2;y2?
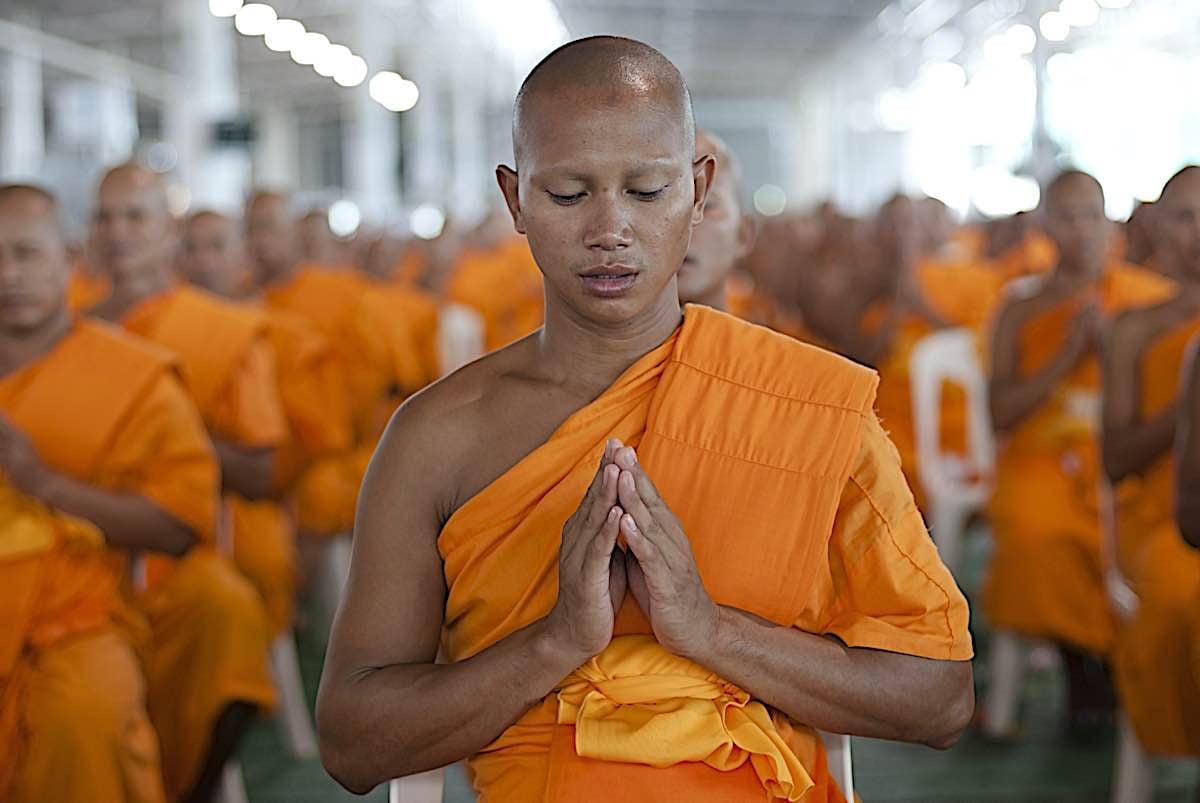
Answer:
1098;479;1140;621
437;303;485;376
387;732;853;802
910;327;996;506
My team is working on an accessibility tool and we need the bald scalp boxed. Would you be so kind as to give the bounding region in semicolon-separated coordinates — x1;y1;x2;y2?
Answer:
512;36;695;168
1044;169;1104;208
1160;165;1200;204
0;184;62;226
99;162;169;209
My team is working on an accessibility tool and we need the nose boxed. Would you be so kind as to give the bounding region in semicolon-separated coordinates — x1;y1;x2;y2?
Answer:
583;194;633;252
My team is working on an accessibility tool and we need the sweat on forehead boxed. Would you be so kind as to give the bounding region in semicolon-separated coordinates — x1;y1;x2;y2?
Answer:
512;36;695;166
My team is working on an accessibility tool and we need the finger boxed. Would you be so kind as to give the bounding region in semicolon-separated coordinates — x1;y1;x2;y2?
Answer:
579;462;620;534
620;512;668;585
616;470;658;539
613;447;667;514
584;506;623;573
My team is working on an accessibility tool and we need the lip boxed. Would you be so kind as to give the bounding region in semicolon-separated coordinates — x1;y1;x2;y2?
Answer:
577;264;639;298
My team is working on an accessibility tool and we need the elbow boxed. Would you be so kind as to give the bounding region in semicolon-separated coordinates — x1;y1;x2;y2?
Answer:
923;669;975;750
317;710;381;795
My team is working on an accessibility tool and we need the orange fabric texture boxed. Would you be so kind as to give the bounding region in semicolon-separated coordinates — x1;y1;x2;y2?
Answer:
1111;317;1200;755
984;264;1175;653
0;320;275;799
439;306;971;801
447;237;545;352
66;263;111;312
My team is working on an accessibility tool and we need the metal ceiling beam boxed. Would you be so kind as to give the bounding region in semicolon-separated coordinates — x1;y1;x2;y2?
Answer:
0;16;178;102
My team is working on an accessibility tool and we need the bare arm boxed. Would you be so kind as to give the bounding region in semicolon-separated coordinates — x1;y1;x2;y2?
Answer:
316;403;627;794
1101;308;1182;483
213;437;276;501
988;293;1093;433
1177;338;1200;548
697;608;973;749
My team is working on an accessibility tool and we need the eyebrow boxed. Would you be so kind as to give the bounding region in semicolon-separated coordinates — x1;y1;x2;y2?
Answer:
538;157;679;182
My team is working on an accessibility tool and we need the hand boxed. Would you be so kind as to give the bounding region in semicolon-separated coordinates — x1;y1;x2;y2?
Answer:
544;439;627;661
612;446;720;661
0;415;53;499
1070;302;1104;356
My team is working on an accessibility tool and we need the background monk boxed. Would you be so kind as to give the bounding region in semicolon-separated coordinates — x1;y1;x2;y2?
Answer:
0;184;170;803
675;129;755;311
1102;165;1200;756
87;165;279;801
299;209;342;267
317;36;973;802
984;170;1173;739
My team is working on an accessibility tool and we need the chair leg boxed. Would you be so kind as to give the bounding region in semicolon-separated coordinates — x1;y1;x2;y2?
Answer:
982;631;1027;738
1112;712;1154;803
929;500;968;577
215;760;250;803
271;632;319;760
389;768;446;803
316;534;353;637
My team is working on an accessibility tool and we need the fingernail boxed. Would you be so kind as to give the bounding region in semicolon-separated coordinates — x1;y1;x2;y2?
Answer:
608;507;620;522
622;514;637;533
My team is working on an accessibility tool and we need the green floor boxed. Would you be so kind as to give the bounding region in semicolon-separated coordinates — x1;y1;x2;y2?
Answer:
238;530;1200;802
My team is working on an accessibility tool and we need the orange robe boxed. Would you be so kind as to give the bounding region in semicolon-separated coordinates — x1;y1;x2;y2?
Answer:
1111;318;1200;755
66;263;111;312
447;237;545;352
122;286;295;636
441;306;972;802
0;487;164;803
984;264;1175;653
0;320;276;800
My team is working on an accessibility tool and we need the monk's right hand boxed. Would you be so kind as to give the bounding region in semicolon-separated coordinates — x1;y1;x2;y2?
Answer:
545;438;626;660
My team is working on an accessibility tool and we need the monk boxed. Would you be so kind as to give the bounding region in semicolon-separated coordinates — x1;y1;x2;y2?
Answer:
984;170;1175;738
180;209;355;607
87;166;279;801
1102;165;1200;756
675;130;755;311
317;36;973;802
299;209;342;267
0;185;169;803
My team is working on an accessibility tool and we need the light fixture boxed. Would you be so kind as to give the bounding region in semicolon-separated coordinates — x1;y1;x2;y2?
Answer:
233;3;276;36
1060;0;1100;27
328;201;362;237
369;71;420;112
1039;10;1071;41
290;32;329;66
209;0;244;17
410;204;446;240
753;185;787;217
314;44;352;78
1006;23;1037;55
1097;0;1132;7
264;18;304;52
334;55;369;88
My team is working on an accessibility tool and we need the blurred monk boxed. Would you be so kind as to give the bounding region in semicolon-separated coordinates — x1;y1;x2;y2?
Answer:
0;185;170;803
676;129;755;311
87;166;278;801
299;209;342;267
1102;165;1200;755
317;36;973;802
180;209;354;615
984;170;1174;738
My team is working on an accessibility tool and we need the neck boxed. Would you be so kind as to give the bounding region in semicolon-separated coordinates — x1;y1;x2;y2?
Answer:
260;259;301;289
0;306;73;378
536;284;683;398
97;268;173;321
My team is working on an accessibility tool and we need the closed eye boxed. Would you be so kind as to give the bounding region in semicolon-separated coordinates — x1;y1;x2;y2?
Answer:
548;192;585;205
630;186;668;201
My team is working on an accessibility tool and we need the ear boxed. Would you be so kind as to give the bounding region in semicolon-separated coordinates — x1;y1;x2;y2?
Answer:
735;213;757;260
691;154;716;226
495;165;526;235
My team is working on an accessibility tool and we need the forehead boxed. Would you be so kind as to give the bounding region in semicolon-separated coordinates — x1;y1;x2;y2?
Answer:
518;90;691;173
1162;174;1200;208
188;215;235;238
0;200;60;236
1046;177;1103;209
97;177;163;209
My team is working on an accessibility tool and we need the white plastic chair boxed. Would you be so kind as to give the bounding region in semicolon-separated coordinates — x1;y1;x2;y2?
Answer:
315;532;354;640
909;328;996;576
437;303;486;376
387;732;854;803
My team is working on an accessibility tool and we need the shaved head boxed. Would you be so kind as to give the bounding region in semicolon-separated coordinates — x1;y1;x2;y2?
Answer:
245;190;297;285
181;210;246;298
495;35;714;329
300;209;338;265
0;184;71;333
1156;165;1200;280
91;162;175;284
1045;170;1104;208
513;36;695;168
1042;169;1109;277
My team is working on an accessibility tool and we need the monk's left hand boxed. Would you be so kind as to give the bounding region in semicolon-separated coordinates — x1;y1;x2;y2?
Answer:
612;445;720;660
0;415;53;499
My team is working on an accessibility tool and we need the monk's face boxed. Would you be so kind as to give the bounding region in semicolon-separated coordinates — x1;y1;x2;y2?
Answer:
246;196;296;284
300;213;337;265
499;89;712;325
1158;174;1200;281
1044;178;1110;276
0;198;69;334
181;214;244;298
91;175;174;284
677;139;753;305
920;198;954;253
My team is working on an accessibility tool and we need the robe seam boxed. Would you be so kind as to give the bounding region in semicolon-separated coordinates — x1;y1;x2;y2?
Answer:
843;469;962;658
644;427;843;479
667;356;874;414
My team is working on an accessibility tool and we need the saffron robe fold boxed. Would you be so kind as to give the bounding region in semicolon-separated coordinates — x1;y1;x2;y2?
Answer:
1112;319;1200;755
447;238;545;353
984;264;1175;653
439;306;972;802
0;319;275;800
